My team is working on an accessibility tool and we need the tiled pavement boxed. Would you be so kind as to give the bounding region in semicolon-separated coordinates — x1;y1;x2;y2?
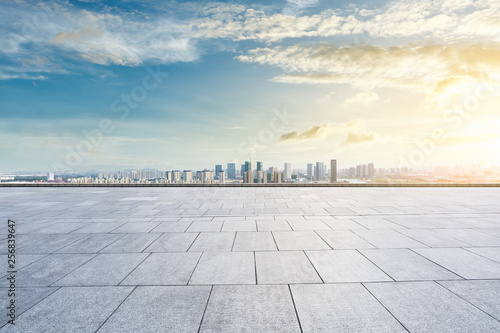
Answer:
1;187;500;332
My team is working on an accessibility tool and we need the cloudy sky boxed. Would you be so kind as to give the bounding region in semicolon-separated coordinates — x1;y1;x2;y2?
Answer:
1;0;499;172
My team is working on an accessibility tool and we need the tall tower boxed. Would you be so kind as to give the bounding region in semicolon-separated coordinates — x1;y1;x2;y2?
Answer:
330;159;337;183
284;163;292;180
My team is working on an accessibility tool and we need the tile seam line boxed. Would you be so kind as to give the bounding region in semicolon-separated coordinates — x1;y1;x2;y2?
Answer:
361;282;411;333
196;285;214;333
287;284;304;333
94;285;138;332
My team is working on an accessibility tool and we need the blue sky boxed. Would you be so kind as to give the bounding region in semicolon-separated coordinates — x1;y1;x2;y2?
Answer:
1;0;499;172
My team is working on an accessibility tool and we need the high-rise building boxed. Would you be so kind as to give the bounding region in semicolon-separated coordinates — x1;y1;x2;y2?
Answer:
227;163;236;179
330;159;337;183
273;171;282;183
307;164;313;180
245;161;252;172
368;163;375;178
219;170;226;184
257;161;263;171
47;172;54;181
198;170;213;183
172;170;181;183
243;171;253;183
284;163;292;180
165;171;172;183
257;171;267;183
240;165;245;178
315;162;324;181
183;170;193;183
215;165;222;180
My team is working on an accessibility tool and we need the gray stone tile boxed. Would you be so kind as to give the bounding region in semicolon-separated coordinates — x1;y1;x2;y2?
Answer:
434;229;500;247
71;222;125;233
1;287;133;333
414;248;500;279
360;249;461;281
100;233;160;253
3;254;95;287
57;234;123;253
188;232;235;252
306;250;392;283
0;287;58;318
150;221;192;232
232;232;277;252
353;230;428;248
438;280;500;320
256;220;292;231
287;219;331;231
291;283;406;333
110;222;160;233
317;230;376;249
20;234;89;254
397;229;469;247
145;232;198;252
189;252;255;285
54;253;148;286
322;219;367;230
200;285;300;333
255;251;321;284
221;220;257;232
97;286;210;333
466;247;500;263
122;253;201;285
273;231;330;250
353;218;406;230
366;281;500;333
186;221;223;232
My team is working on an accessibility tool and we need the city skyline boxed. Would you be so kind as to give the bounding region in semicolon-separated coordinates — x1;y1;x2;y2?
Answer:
1;0;500;171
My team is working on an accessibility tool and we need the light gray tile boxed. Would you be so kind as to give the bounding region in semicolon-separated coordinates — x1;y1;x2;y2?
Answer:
0;287;58;316
221;220;257;232
256;220;292;231
439;280;500;320
354;230;427;248
366;281;500;333
54;253;148;286
255;251;321;284
122;253;201;285
71;222;125;233
2;287;133;333
188;232;235;252
57;234;123;253
100;233;160;253
111;222;160;233
306;250;391;283
287;219;331;231
353;218;406;230
397;229;468;247
150;221;192;232
186;221;223;232
291;283;406;333
189;252;255;285
466;247;500;263
317;230;376;249
360;249;461;281
322;219;367;230
145;233;198;252
20;234;89;254
97;286;210;333
200;285;300;333
273;231;330;250
232;232;277;252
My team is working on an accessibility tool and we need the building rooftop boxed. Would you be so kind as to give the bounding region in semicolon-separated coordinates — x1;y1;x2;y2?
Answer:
1;187;500;332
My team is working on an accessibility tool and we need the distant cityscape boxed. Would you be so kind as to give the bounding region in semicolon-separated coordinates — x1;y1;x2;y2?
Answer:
1;160;500;184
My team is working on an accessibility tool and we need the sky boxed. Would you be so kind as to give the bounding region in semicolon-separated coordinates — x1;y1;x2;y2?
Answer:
1;0;499;172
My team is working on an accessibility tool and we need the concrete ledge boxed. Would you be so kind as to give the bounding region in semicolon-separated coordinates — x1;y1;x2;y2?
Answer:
1;183;499;187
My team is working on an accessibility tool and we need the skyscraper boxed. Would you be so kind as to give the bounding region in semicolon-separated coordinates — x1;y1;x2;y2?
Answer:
215;165;222;180
227;163;236;179
330;159;337;183
183;170;193;183
368;163;375;178
245;161;252;172
284;163;291;180
307;163;313;180
219;170;225;184
315;162;324;181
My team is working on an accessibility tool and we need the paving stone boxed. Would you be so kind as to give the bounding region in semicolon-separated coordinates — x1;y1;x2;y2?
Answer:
0;287;58;319
97;286;210;333
57;234;123;253
255;251;321;284
256;220;292;231
414;248;500;279
221;220;257;232
291;283;406;333
55;253;148;286
366;281;500;333
188;232;235;252
397;229;469;247
272;231;330;250
353;230;428;248
287;219;331;231
1;287;133;333
186;221;223;232
438;280;500;320
70;222;125;233
122;253;201;285
145;233;198;252
200;285;300;333
360;249;461;281
110;222;160;233
150;221;192;232
20;234;89;254
100;233;160;253
232;232;277;252
306;250;392;283
465;247;500;263
317;230;376;249
189;252;255;285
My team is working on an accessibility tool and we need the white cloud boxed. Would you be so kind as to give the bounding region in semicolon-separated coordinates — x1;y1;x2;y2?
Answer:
344;92;379;105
